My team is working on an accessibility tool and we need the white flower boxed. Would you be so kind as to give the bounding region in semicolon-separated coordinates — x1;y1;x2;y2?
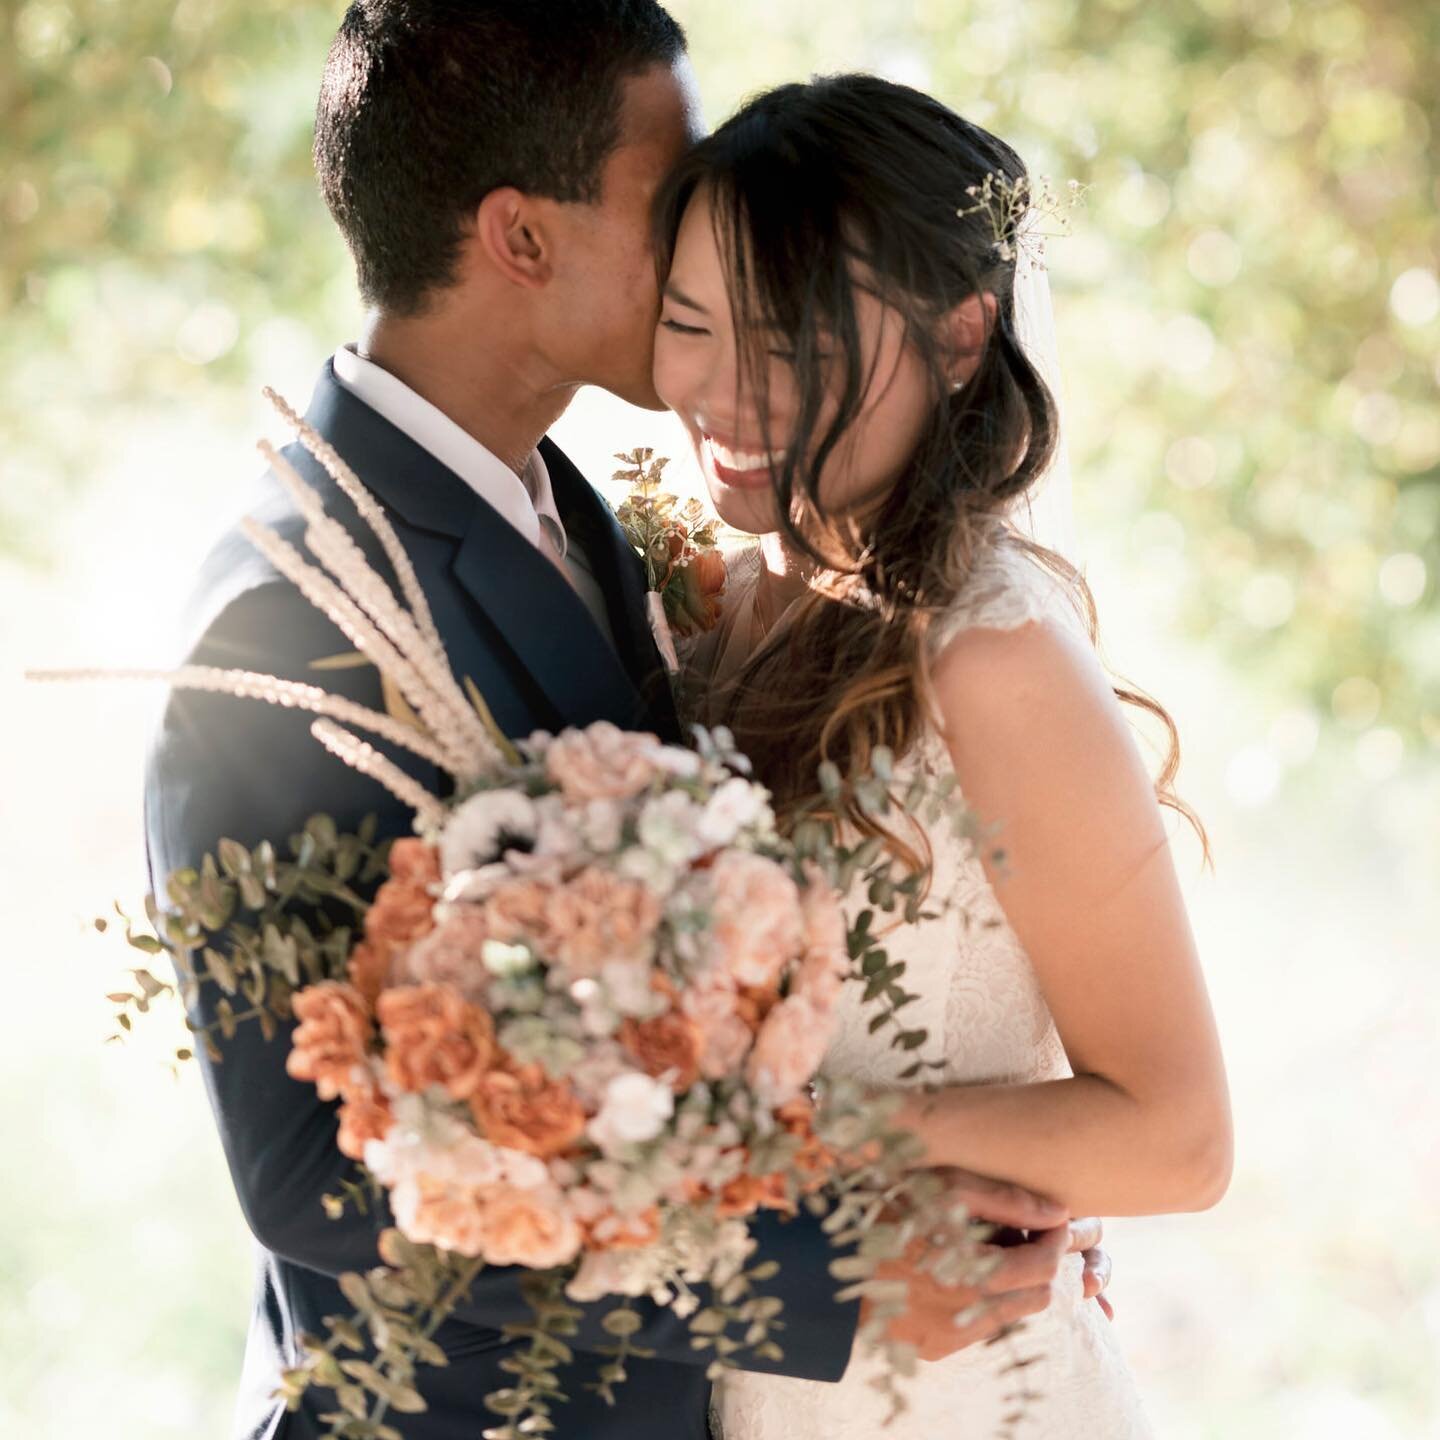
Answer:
589;1071;675;1152
616;844;683;893
578;798;625;854
651;745;703;780
567;1246;667;1302
696;777;774;850
638;789;705;868
440;790;538;875
364;1096;546;1192
438;863;511;904
600;957;665;1020
531;794;583;861
524;729;556;757
482;939;535;977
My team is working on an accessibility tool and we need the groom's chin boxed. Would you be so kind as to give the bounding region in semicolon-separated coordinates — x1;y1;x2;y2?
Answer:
607;372;670;412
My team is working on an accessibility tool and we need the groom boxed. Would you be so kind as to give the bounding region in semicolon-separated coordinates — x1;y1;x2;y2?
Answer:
145;4;1107;1437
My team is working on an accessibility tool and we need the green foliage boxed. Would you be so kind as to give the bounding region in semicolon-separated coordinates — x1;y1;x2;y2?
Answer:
103;812;387;1059
7;0;1436;749
284;1235;484;1440
2;0;351;560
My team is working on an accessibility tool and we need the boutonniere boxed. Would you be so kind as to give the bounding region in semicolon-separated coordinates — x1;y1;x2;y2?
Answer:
610;449;727;672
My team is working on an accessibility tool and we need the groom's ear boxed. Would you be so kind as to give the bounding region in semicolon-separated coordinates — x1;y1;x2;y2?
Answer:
943;291;999;388
473;187;553;290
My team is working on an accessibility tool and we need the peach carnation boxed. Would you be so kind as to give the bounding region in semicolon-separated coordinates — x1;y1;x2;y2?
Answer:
583;1204;661;1252
545;722;662;802
706;851;804;990
470;1061;587;1159
681;985;756;1081
745;994;833;1108
620;1009;703;1092
395;1172;490;1257
474;1182;583;1269
336;1075;394;1161
792;869;849;1009
544;866;661;976
378;983;496;1101
393;906;493;1005
480;877;555;950
287;981;373;1101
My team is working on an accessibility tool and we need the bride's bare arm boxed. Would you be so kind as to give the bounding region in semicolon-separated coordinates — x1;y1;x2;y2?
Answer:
894;616;1233;1217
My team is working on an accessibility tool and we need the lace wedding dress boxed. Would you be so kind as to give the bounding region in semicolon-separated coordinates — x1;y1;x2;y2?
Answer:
697;536;1154;1439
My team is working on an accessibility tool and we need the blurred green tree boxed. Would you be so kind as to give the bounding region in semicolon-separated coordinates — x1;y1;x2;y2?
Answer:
3;0;1436;753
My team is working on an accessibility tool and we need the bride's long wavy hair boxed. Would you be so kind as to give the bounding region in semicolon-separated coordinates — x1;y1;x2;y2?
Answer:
655;74;1207;864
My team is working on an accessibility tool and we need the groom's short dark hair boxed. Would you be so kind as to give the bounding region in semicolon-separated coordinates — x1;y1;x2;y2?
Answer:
314;0;687;314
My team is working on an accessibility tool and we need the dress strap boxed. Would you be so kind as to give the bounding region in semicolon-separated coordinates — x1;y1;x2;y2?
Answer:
927;529;1081;657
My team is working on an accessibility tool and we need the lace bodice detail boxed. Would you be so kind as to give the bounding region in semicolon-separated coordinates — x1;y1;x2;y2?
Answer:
704;533;1152;1439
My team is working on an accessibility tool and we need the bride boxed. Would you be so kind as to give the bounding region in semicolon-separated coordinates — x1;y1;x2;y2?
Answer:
649;74;1233;1437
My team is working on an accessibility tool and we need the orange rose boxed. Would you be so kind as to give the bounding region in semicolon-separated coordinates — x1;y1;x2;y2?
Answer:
669;550;728;637
470;1061;588;1159
336;1077;393;1161
287;981;373;1101
365;877;437;951
776;1096;836;1194
620;1009;702;1092
715;1170;792;1219
378;984;496;1101
347;939;390;1012
388;838;442;889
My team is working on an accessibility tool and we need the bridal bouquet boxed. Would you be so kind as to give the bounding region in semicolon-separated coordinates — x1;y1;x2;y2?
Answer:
53;393;987;1439
290;717;853;1291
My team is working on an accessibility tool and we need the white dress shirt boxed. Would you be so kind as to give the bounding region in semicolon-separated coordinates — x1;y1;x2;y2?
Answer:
332;346;615;645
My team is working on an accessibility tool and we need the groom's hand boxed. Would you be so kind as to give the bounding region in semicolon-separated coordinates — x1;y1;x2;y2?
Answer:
860;1169;1073;1362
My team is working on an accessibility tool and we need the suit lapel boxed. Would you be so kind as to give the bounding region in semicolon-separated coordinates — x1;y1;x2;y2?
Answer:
300;361;654;736
450;502;652;733
543;440;683;742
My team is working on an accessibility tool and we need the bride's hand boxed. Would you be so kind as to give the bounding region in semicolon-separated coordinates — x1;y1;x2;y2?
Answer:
858;1170;1070;1361
1069;1215;1116;1320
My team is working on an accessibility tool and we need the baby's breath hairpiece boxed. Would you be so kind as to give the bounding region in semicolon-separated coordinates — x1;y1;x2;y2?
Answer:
957;171;1088;275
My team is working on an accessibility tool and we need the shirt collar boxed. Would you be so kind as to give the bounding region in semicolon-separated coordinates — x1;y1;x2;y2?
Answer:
331;345;567;556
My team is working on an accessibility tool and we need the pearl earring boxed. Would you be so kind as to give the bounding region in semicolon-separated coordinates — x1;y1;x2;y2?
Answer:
951;378;966;393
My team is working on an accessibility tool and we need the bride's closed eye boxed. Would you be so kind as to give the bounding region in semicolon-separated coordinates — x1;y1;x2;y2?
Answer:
660;317;709;336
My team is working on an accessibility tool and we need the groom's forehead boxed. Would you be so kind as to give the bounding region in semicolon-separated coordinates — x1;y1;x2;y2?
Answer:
617;57;707;160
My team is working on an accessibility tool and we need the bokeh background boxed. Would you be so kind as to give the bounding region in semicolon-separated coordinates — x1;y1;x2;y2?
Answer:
3;0;1437;1435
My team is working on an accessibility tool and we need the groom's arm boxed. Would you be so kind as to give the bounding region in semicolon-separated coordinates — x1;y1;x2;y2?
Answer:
147;581;860;1381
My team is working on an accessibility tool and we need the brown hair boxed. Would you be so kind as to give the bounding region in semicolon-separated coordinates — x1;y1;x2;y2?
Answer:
655;74;1208;864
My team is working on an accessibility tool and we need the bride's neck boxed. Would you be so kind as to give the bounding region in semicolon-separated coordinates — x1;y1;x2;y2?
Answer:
755;532;819;625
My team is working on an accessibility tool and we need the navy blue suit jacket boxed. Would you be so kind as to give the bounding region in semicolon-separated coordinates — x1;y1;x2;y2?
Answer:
143;363;858;1439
